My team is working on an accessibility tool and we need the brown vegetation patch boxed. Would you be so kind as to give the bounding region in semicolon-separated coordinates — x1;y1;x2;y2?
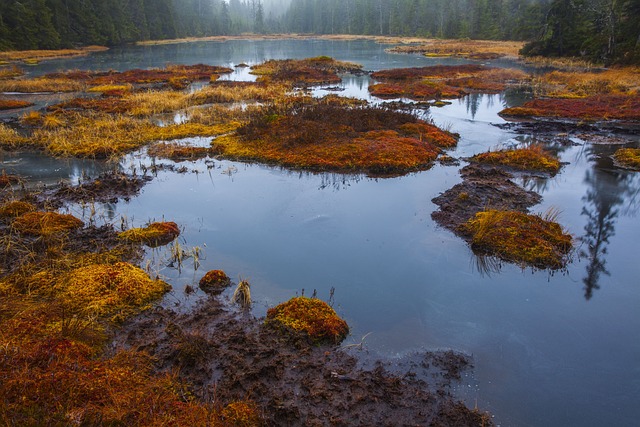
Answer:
212;103;457;176
13;211;84;236
0;77;85;93
530;68;640;98
0;170;21;187
250;56;362;86
118;221;180;247
0;99;33;110
88;64;233;86
469;145;561;174
461;209;573;269
266;296;349;344
0;66;24;79
613;147;640;170
387;39;524;59
198;270;231;294
370;65;527;100
51;171;151;204
500;95;640;122
147;142;213;161
0;46;108;63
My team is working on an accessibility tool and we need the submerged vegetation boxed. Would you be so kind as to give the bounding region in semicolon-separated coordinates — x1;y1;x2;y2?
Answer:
461;209;573;270
469;146;561;174
266;296;349;344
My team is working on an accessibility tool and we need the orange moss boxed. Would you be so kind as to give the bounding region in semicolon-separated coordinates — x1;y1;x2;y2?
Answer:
0;99;33;110
470;145;561;174
0;200;36;217
118;221;180;247
613;148;640;170
250;57;362;85
212;104;456;175
461;209;573;269
500;95;640;121
266;296;349;344
13;211;83;236
198;269;231;293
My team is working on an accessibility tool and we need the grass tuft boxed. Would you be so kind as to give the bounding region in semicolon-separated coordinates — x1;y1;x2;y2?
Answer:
118;221;180;247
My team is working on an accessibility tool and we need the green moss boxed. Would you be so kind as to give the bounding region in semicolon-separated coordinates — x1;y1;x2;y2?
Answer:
266;296;349;344
461;209;573;269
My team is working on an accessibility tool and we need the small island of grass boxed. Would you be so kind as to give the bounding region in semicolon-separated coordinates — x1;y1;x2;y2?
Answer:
469;145;561;174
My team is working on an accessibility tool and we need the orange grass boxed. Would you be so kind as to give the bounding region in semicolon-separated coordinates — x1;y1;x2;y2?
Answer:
461;209;573;269
499;95;640;121
266;296;349;344
0;123;29;148
211;103;457;175
118;221;180;248
531;68;640;98
199;269;231;293
469;145;561;174
0;99;33;110
0;77;85;93
0;46;108;63
0;200;36;217
88;64;233;86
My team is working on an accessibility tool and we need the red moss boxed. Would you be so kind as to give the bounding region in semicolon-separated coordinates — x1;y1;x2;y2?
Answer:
12;211;83;236
0;100;33;110
118;221;180;247
198;269;231;294
266;296;349;344
499;95;640;121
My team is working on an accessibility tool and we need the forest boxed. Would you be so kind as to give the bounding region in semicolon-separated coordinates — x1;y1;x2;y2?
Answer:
0;0;638;65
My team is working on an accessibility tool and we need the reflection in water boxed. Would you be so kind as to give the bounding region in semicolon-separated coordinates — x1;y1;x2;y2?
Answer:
580;145;638;299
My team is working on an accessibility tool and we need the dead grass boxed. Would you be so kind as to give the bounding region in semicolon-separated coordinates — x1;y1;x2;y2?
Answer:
387;39;525;59
0;46;108;63
0;100;33;110
531;68;640;98
0;77;85;93
0;66;24;79
250;57;362;85
0;124;29;148
12;211;84;236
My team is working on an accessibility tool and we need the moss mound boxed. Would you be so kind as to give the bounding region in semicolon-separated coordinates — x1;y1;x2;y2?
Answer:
13;211;83;236
199;269;231;294
469;146;561;174
56;262;170;322
0;200;36;218
266;296;349;344
461;209;573;269
613;147;640;170
118;221;180;247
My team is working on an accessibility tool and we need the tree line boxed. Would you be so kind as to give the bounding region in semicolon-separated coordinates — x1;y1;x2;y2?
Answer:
0;0;638;64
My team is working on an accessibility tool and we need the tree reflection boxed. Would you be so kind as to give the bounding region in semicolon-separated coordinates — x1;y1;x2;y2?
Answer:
580;145;639;300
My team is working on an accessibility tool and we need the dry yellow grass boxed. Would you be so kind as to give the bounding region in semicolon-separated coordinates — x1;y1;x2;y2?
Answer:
531;67;640;98
387;39;525;59
0;77;85;93
0;123;29;148
0;46;108;63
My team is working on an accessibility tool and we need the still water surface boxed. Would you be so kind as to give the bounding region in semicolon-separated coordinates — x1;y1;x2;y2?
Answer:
3;39;639;427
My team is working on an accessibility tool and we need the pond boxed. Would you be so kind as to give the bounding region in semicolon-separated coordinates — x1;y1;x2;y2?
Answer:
3;39;640;427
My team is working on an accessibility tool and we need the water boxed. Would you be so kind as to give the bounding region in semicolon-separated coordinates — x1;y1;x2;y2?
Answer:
3;39;639;427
